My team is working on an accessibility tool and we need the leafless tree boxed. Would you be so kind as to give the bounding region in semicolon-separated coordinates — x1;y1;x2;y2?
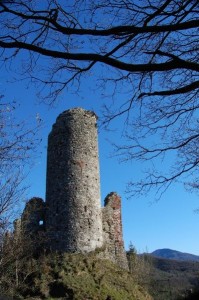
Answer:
0;97;42;297
0;0;198;197
0;220;43;297
0;97;41;238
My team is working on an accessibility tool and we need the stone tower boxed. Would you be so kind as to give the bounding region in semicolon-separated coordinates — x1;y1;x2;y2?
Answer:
17;107;128;269
45;108;104;252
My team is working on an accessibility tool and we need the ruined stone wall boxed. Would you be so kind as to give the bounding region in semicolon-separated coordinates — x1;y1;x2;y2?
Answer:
102;192;128;270
20;197;46;250
45;108;103;252
21;197;45;234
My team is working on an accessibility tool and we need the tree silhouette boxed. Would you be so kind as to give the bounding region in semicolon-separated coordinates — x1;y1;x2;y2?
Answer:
0;0;198;197
0;97;41;237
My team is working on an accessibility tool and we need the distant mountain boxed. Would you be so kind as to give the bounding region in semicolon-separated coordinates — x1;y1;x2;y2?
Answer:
151;248;199;262
145;255;199;299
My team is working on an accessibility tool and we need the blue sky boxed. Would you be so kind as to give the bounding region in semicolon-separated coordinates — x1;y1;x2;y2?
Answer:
1;59;199;256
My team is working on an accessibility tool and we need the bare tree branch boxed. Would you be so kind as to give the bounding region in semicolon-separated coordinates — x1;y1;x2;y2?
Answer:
0;0;198;197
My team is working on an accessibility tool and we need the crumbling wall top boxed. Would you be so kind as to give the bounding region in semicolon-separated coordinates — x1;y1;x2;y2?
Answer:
56;107;98;122
104;192;121;209
21;197;45;233
23;197;45;210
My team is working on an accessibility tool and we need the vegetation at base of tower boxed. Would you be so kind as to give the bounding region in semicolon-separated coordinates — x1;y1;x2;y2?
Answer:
0;240;199;300
2;234;199;300
0;1;199;197
0;246;152;300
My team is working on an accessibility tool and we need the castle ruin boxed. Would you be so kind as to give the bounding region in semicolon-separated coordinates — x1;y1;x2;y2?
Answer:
20;108;128;269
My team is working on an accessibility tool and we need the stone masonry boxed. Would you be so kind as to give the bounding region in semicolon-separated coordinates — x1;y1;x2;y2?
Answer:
45;108;103;252
102;192;128;269
21;197;45;234
20;108;128;269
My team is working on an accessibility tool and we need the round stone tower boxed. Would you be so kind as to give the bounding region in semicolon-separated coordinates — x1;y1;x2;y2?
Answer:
45;108;103;252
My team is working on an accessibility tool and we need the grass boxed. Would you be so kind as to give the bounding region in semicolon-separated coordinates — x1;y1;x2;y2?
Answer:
3;251;152;300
